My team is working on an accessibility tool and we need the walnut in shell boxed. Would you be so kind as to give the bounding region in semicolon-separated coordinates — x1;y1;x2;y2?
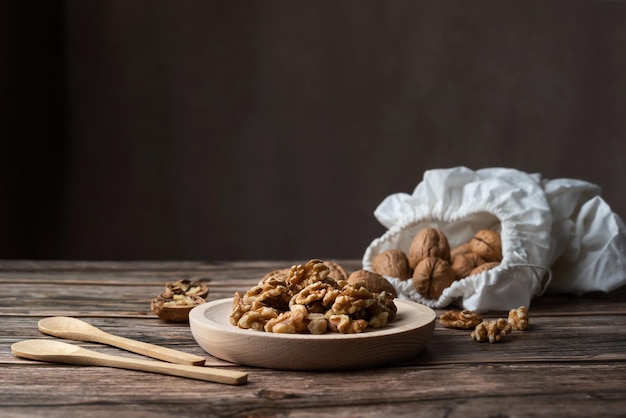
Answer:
408;228;451;269
151;279;209;322
450;242;472;259
469;229;502;262
323;261;349;282
469;261;500;276
412;256;456;300
451;252;484;279
347;269;397;297
371;249;410;280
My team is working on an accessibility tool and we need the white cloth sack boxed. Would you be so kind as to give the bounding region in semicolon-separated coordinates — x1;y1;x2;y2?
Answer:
362;167;626;312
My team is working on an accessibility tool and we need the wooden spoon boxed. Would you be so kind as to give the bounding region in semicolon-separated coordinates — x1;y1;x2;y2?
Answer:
38;316;206;366
11;339;247;385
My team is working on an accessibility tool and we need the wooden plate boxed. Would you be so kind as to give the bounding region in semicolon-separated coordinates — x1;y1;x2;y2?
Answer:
189;298;436;371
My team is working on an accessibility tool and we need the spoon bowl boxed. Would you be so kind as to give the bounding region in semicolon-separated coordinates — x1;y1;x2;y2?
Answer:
14;339;82;358
38;316;206;366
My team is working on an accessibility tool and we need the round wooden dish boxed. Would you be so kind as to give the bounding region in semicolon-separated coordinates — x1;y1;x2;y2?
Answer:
189;298;436;371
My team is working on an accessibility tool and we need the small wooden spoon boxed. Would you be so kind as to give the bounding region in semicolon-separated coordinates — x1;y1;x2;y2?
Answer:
11;339;247;385
39;316;206;366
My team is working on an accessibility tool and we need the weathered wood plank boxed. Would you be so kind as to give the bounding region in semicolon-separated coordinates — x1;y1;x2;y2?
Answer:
1;261;625;417
1;363;625;417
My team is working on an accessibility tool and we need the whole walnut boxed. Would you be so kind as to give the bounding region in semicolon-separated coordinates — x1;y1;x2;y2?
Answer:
323;261;349;282
408;227;451;269
450;242;472;259
371;249;410;280
469;261;500;276
469;229;502;262
451;252;484;279
412;257;456;300
347;270;397;297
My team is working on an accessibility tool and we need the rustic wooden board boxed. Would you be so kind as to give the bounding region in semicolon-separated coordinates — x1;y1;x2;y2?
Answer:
1;260;625;417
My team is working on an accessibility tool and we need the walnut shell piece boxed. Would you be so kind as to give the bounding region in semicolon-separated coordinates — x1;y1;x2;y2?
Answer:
347;270;397;297
408;228;451;269
440;310;483;329
469;229;502;262
371;249;411;280
151;279;209;322
412;257;456;300
151;295;206;322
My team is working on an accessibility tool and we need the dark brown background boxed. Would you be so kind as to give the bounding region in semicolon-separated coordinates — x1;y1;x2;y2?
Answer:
2;1;625;261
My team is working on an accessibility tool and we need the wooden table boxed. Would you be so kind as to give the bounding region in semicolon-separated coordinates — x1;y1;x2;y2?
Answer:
2;260;626;417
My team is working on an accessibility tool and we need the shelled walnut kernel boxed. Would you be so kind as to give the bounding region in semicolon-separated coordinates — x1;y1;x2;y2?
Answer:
440;310;483;329
467;306;530;343
508;306;529;331
471;318;512;343
230;259;397;335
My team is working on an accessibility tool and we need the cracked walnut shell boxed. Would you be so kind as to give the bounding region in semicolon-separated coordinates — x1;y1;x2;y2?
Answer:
412;256;456;300
151;279;209;322
408;227;451;269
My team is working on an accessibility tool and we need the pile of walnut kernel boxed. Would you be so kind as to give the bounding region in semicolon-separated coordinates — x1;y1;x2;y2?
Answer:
440;306;529;343
229;259;398;334
371;227;503;300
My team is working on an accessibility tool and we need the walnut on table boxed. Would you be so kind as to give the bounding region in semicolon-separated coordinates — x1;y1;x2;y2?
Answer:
508;306;529;331
471;318;513;343
440;310;483;329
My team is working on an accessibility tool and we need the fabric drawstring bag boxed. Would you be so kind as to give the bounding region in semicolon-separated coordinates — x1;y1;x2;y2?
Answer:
362;167;626;312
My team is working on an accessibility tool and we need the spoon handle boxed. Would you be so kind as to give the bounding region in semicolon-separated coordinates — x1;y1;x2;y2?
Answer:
94;333;207;366
38;317;206;366
90;351;248;385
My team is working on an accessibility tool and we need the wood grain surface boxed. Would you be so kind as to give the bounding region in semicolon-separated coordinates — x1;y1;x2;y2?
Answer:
2;260;626;417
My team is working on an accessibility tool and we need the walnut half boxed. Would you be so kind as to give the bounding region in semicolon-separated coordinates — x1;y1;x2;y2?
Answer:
508;306;529;331
471;318;512;343
440;310;483;329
